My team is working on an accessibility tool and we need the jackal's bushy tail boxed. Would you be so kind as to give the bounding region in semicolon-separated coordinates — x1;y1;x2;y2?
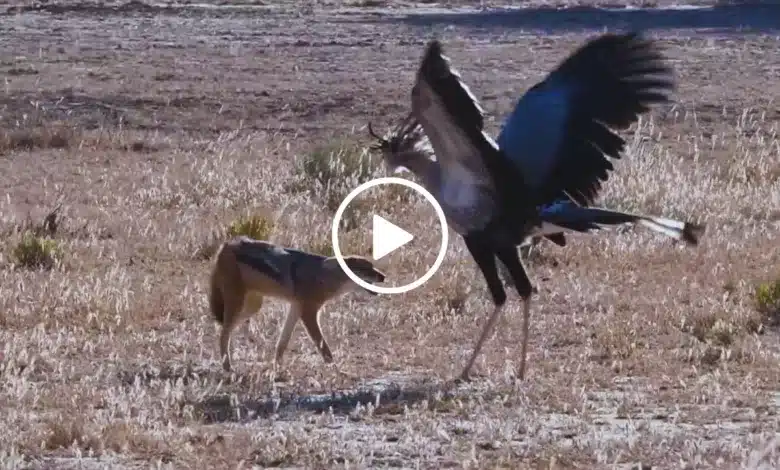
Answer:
209;249;225;325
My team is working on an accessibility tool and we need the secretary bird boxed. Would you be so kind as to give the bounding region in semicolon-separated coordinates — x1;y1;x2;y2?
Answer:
368;117;691;260
368;33;705;382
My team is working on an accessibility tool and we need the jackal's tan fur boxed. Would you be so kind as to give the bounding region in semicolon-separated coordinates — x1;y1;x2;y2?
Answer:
208;236;387;372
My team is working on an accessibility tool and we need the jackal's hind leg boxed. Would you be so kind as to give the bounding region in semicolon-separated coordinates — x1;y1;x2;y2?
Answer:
219;290;246;373
219;327;233;372
240;293;264;344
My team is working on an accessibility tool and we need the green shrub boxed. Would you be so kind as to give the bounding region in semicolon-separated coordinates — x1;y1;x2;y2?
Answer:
13;233;62;269
300;139;380;190
307;239;335;257
192;215;275;261
755;277;780;325
226;214;274;240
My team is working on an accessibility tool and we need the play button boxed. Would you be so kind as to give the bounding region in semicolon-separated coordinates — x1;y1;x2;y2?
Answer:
372;215;414;261
331;176;449;295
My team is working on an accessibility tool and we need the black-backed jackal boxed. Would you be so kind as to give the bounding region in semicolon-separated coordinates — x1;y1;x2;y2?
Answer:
208;236;387;372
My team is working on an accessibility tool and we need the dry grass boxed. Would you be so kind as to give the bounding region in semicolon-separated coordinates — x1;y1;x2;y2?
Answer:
1;1;780;469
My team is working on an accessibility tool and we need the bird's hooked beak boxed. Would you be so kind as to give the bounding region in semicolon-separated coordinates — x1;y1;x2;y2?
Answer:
367;121;389;151
368;120;404;175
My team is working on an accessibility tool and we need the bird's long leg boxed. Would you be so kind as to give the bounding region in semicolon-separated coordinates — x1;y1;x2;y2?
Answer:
495;245;534;380
459;236;508;382
520;297;532;379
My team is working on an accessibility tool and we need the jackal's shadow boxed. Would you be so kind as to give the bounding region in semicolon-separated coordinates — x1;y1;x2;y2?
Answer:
194;376;470;424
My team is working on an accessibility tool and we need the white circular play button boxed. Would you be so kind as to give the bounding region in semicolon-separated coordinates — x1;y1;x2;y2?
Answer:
331;176;449;295
371;214;415;261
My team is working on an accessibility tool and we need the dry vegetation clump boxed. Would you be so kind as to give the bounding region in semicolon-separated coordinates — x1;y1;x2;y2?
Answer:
0;126;75;153
0;108;168;156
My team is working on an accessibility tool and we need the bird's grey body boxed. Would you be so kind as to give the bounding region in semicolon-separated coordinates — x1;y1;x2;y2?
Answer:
371;119;497;236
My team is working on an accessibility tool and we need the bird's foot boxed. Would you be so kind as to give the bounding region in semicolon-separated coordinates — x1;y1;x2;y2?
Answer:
270;361;289;383
335;367;359;380
451;369;474;385
272;370;290;383
323;361;355;379
455;374;471;384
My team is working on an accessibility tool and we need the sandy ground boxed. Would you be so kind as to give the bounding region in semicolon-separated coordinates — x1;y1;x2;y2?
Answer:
1;1;780;469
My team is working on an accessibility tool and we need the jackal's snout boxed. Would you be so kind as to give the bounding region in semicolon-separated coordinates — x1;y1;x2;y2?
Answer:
344;256;386;284
369;268;387;283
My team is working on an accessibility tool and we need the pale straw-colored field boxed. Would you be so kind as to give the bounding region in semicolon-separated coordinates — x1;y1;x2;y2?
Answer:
1;1;779;468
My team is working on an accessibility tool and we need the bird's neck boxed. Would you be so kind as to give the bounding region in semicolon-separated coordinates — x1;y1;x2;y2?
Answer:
401;152;440;188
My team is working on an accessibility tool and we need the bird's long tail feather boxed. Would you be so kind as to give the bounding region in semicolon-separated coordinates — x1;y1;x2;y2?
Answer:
537;203;705;246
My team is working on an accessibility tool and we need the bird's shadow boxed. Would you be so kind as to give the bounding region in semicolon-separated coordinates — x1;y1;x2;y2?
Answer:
374;2;780;35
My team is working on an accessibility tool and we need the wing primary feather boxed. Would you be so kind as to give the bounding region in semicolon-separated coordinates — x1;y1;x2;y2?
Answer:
417;39;486;133
496;32;675;208
413;39;536;236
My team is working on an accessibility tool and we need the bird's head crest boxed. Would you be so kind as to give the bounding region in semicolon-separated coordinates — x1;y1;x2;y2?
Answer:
367;112;433;174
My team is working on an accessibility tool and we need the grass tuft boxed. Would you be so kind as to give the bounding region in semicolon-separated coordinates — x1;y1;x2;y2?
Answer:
295;138;382;214
192;214;275;261
12;233;62;270
0;125;75;152
44;419;99;452
299;138;379;190
307;239;335;257
226;214;275;240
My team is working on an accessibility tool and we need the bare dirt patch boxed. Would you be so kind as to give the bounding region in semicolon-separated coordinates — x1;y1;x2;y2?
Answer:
1;1;779;469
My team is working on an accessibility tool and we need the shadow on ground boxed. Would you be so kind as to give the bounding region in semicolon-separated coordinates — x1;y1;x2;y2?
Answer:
193;375;482;423
117;363;499;424
8;1;780;34
383;3;780;34
117;362;503;424
2;0;279;17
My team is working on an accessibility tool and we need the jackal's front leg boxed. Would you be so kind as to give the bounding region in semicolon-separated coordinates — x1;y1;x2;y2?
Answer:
299;301;334;364
274;303;302;366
